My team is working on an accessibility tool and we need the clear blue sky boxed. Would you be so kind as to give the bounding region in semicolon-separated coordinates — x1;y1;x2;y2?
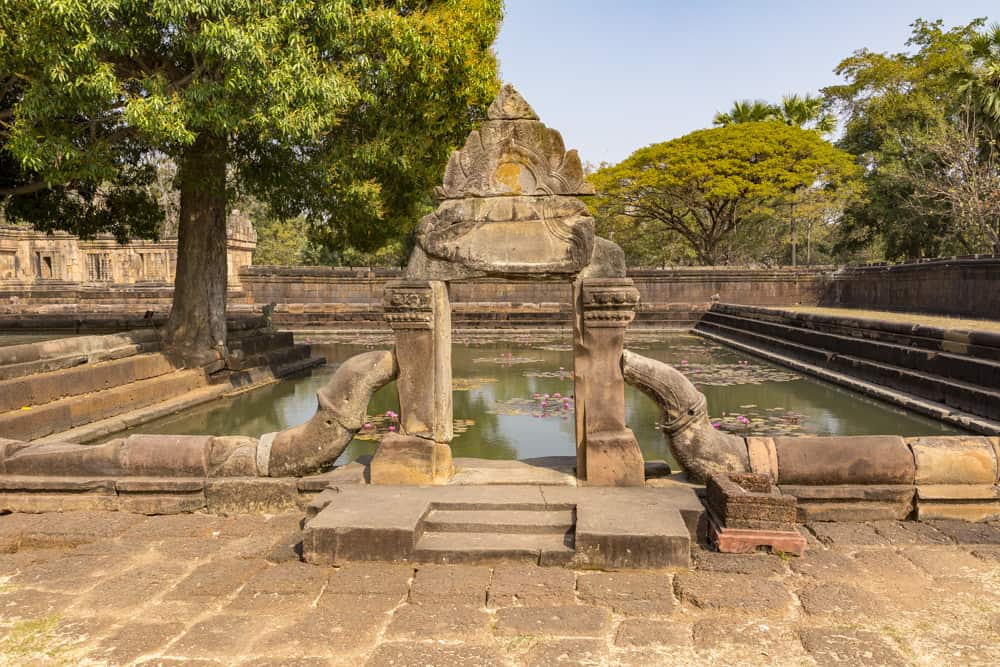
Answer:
494;1;996;165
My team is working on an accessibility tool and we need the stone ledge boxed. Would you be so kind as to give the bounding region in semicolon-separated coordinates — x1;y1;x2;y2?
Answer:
0;474;321;515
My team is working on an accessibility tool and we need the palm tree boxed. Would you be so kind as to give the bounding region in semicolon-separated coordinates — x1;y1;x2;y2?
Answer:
777;94;836;134
959;22;1000;134
713;95;834;133
713;100;778;126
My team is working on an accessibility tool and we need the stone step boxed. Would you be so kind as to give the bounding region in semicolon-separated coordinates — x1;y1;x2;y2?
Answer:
696;320;1000;422
224;342;313;372
412;530;575;565
708;303;1000;362
0;368;208;442
695;326;1000;436
0;352;178;413
421;508;574;534
702;309;1000;387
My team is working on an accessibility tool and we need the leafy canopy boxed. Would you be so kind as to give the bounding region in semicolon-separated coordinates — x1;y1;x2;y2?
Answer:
714;95;835;134
589;121;858;265
823;18;997;259
0;0;503;252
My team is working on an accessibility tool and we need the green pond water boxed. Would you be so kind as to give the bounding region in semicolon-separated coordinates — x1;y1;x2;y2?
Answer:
114;333;961;468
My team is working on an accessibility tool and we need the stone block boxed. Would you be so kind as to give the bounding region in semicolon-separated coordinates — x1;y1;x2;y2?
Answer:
709;522;806;556
576;571;675;616
584;428;645;487
706;473;797;529
493;605;611;638
775;435;915;485
122;434;213;476
0;492;119;513
1;440;123;476
205;478;302;514
118;493;208;515
797;501;913;522
909;436;999;485
916;501;1000;522
799;628;907;667
0;400;71;441
370;433;453;485
673;572;792;613
693;549;788;576
746;436;778;480
385;603;491;641
928;519;1000;544
780;484;916;522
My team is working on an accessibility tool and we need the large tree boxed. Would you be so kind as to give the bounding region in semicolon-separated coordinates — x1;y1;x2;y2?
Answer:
824;19;999;260
0;0;502;359
589;122;858;265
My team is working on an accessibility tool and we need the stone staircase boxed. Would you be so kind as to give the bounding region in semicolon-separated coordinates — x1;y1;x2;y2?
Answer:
412;505;576;565
0;323;323;443
303;483;699;569
695;304;1000;434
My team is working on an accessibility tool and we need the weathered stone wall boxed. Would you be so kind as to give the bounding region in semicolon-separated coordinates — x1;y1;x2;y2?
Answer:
237;265;829;328
0;213;256;290
4;257;999;328
822;256;1000;320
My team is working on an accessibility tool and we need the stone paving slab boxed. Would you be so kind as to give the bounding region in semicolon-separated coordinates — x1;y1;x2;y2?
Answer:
0;511;999;665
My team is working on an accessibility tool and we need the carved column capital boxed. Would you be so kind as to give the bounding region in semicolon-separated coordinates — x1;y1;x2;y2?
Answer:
384;281;435;330
581;278;640;328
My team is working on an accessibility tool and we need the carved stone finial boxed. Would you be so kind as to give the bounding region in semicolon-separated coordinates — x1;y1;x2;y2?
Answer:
487;84;539;120
409;82;609;280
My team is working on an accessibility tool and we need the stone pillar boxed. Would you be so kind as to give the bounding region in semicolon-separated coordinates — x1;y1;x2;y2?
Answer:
371;281;453;484
573;278;644;486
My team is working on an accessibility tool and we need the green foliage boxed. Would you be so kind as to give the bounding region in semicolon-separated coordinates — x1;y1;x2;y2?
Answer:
824;18;1000;260
251;213;308;267
589;122;858;265
0;0;503;252
957;22;1000;135
714;95;835;134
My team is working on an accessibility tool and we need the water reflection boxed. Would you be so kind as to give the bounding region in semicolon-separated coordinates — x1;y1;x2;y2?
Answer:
115;334;963;467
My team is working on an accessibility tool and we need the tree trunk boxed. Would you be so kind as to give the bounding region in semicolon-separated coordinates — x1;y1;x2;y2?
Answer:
164;134;229;363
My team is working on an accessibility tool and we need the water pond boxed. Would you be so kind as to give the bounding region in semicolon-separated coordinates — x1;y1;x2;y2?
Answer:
113;333;962;468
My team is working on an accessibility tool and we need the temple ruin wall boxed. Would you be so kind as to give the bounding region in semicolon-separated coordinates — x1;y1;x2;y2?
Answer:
2;254;998;326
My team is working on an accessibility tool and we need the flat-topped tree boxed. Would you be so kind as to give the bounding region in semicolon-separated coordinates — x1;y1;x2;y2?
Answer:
0;1;502;359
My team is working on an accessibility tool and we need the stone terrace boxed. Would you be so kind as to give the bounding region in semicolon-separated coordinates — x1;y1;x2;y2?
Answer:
1;511;999;666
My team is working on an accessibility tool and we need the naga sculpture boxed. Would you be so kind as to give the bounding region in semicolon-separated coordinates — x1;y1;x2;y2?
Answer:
622;350;749;482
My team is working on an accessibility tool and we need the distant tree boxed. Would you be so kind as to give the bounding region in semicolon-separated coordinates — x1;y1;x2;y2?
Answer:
825;19;993;260
893;108;1000;254
251;214;308;267
589;122;858;265
714;95;834;134
776;94;836;134
957;22;1000;134
0;1;502;358
713;100;776;126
